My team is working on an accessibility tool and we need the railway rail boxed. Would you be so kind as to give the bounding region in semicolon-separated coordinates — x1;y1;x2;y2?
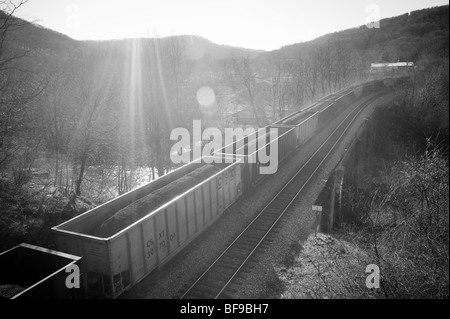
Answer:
180;92;386;299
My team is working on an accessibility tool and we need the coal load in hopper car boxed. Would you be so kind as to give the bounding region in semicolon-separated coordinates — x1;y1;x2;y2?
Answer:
97;165;221;237
0;244;82;299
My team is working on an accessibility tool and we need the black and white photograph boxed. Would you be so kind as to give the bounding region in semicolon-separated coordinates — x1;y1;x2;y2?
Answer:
0;0;448;304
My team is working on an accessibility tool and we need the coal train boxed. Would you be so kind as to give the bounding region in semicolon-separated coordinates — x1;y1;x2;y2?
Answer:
0;78;397;299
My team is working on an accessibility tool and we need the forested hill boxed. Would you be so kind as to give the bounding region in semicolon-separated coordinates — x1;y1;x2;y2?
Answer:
3;4;448;68
3;15;263;61
84;36;264;60
258;5;449;63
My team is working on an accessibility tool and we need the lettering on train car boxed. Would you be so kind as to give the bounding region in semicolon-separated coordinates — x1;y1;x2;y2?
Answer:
218;175;222;189
169;232;176;244
146;239;155;259
158;230;166;251
114;274;122;293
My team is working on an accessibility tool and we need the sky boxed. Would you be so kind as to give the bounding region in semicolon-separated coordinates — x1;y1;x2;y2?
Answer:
12;0;450;51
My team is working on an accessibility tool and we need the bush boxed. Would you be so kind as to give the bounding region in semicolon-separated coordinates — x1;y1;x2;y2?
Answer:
0;179;94;251
358;146;449;298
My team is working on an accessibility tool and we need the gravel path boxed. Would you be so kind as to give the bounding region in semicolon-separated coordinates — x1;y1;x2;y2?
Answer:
128;92;393;299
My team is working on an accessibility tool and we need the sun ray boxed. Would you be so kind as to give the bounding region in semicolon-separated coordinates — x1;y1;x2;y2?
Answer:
124;38;146;164
152;36;174;130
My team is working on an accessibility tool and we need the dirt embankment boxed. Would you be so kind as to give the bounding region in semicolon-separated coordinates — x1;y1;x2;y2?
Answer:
274;232;377;299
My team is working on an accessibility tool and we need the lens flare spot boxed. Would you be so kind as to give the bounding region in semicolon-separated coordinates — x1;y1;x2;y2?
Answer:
196;86;215;106
196;86;217;115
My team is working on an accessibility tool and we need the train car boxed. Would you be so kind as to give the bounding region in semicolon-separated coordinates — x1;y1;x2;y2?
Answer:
383;78;395;88
318;80;388;128
309;100;335;113
214;125;297;188
353;85;364;99
338;88;357;105
274;111;319;148
0;243;82;299
296;113;319;145
274;125;298;161
373;80;385;91
316;93;347;128
238;126;297;188
319;93;343;102
362;81;375;95
316;101;339;128
232;127;276;158
52;156;244;298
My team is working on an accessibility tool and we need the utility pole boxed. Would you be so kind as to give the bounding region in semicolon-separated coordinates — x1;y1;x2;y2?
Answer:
411;65;417;108
312;205;323;236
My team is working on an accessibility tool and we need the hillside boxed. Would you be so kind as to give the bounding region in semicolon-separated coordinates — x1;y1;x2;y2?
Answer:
84;35;264;60
258;5;449;63
3;16;263;62
3;5;448;76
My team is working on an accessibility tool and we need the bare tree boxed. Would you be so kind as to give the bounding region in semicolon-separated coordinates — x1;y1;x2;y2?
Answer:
0;0;33;71
141;37;173;178
268;53;286;121
164;37;186;113
334;41;351;89
304;52;320;101
70;55;118;196
230;56;267;127
317;42;334;95
43;64;74;187
0;0;45;181
285;56;306;110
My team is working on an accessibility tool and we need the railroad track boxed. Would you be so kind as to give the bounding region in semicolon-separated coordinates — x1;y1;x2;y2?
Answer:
180;93;385;299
